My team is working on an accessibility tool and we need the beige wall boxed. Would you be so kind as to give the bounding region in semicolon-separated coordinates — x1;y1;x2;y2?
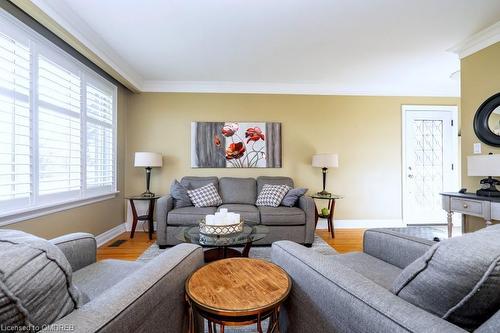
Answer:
460;42;500;230
1;86;131;239
126;93;458;221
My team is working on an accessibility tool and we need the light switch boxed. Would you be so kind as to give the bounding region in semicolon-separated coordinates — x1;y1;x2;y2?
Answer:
473;143;482;154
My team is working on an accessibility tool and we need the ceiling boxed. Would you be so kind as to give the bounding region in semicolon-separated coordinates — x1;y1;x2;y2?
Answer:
31;0;500;96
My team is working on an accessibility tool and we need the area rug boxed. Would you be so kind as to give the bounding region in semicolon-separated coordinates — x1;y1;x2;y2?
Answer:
137;235;336;263
136;236;336;332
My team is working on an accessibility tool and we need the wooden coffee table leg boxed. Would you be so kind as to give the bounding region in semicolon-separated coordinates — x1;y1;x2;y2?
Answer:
242;240;252;257
257;313;263;333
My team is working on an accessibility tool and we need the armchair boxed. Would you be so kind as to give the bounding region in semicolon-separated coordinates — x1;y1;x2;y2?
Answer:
271;228;500;333
40;232;204;332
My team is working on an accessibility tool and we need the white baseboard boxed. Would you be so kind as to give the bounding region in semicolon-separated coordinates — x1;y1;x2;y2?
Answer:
95;223;127;247
316;218;404;229
124;221;157;232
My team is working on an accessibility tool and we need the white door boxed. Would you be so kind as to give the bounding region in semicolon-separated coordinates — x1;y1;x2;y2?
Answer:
402;105;459;225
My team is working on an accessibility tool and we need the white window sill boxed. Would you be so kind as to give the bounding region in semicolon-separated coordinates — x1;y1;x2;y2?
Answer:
0;191;120;227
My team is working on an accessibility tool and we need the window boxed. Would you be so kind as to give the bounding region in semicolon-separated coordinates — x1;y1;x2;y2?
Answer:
0;10;117;223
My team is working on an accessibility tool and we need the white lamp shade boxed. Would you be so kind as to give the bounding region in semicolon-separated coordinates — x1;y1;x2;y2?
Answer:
312;154;339;168
467;154;500;177
134;152;163;168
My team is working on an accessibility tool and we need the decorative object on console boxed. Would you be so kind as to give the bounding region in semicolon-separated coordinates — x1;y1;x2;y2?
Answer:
187;183;223;207
191;122;282;168
473;92;500;147
255;184;290;207
312;153;338;196
467;154;500;197
134;152;162;197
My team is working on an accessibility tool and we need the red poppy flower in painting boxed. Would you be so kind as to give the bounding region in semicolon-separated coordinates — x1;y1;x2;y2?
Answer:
214;135;221;146
245;127;265;143
225;142;246;160
222;122;239;137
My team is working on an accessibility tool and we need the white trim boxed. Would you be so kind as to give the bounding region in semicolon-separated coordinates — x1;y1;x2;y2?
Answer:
141;80;459;97
95;222;126;247
449;21;500;59
0;192;119;226
316;218;405;229
401;105;459;226
30;0;143;90
124;221;157;232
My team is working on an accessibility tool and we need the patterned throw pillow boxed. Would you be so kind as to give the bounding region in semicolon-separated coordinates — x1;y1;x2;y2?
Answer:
256;184;291;207
187;183;223;207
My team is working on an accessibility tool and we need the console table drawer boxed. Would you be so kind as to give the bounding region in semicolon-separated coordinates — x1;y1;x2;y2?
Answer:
451;198;483;216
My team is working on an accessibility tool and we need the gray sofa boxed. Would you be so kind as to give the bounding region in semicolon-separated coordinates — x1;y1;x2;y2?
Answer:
40;232;204;332
157;176;316;248
271;227;500;333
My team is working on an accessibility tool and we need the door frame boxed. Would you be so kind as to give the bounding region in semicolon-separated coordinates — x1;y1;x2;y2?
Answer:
401;105;459;225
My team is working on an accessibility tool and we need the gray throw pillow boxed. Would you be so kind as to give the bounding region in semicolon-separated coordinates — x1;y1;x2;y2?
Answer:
170;179;192;208
0;229;83;329
281;188;308;207
391;225;500;330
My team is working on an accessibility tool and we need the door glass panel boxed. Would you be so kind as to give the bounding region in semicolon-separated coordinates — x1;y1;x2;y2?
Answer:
409;120;443;217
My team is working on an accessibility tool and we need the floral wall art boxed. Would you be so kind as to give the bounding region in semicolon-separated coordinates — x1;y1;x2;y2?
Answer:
191;122;282;168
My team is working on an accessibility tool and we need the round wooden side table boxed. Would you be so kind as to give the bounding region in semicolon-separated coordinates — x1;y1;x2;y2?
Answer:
185;258;292;333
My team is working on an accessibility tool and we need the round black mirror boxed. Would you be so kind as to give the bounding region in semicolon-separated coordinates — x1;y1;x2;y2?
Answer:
473;92;500;147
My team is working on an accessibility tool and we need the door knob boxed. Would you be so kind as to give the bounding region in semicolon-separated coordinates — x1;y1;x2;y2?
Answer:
408;174;414;179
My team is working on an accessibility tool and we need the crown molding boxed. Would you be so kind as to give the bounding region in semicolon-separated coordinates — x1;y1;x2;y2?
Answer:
141;80;459;97
449;20;500;59
15;0;143;92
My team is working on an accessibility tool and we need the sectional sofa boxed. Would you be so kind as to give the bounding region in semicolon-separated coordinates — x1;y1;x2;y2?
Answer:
156;176;316;248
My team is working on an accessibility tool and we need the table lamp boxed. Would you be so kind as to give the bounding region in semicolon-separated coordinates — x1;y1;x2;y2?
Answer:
312;153;338;196
134;152;163;197
467;153;500;197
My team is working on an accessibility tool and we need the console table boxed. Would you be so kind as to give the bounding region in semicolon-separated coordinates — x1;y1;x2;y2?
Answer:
440;192;500;238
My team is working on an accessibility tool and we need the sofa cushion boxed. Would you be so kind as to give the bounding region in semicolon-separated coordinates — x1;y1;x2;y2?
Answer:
218;204;260;224
168;206;217;226
0;229;83;328
281;187;308;207
73;260;142;300
170;179;192;208
187;183;222;207
257;176;294;194
219;177;257;205
391;225;500;330
331;252;402;290
180;176;219;191
259;206;305;225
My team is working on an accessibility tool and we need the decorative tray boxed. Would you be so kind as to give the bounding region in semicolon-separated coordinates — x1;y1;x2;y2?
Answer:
199;218;244;235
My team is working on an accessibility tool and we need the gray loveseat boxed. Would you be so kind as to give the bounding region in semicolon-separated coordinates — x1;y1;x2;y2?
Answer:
156;176;316;248
271;227;500;333
40;233;204;332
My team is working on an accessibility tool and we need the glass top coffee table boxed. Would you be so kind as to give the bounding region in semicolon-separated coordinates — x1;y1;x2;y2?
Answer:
176;222;269;262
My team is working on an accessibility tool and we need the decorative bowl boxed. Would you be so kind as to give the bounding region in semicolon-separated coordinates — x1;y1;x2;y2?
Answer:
199;218;244;235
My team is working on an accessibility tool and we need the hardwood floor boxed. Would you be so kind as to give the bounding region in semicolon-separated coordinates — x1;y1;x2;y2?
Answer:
96;229;365;261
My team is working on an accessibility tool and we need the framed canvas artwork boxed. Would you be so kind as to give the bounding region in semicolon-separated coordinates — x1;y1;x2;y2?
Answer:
191;122;282;168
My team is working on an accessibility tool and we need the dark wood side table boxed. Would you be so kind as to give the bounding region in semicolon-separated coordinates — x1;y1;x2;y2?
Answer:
186;258;291;333
126;196;160;240
311;194;343;238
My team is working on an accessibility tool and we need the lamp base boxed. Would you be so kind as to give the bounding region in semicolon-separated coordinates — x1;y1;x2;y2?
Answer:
140;190;156;198
316;190;331;197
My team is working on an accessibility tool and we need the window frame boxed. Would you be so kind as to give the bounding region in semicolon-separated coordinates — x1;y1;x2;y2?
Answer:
0;9;118;226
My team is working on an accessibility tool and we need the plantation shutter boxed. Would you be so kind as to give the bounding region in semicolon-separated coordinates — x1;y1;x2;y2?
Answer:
0;27;31;211
86;78;115;194
37;54;81;201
